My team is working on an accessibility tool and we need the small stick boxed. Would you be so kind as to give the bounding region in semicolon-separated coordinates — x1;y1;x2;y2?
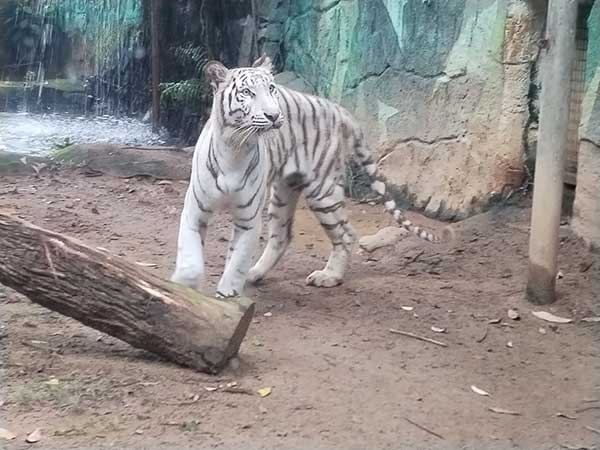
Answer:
585;426;600;435
576;405;600;413
404;417;445;440
389;328;448;347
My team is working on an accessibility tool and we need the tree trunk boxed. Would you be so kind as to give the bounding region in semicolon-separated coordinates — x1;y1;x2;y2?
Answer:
0;213;254;374
150;0;161;132
526;0;578;304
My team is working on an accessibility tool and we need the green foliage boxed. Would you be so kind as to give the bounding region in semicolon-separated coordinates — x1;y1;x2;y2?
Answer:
159;79;206;107
160;44;208;109
171;43;207;74
1;0;64;64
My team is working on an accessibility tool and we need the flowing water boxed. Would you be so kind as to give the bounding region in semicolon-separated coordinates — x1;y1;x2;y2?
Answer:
0;1;153;155
0;112;166;155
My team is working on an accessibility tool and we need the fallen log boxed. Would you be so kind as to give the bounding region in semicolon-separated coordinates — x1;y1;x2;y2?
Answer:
0;213;254;373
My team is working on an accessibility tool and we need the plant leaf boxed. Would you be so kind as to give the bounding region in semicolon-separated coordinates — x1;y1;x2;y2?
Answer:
470;385;490;396
488;406;520;415
581;317;600;323
0;428;16;440
25;428;42;443
257;387;272;398
532;311;573;323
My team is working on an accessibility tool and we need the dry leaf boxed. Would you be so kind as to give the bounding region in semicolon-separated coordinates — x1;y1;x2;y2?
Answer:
25;428;42;443
204;386;218;392
507;309;520;320
488;406;520;416
263;312;273;317
532;311;573;323
581;317;600;323
157;180;173;185
257;387;272;398
135;262;158;268
430;326;446;333
470;385;490;396
401;306;414;311
0;428;16;440
31;163;47;174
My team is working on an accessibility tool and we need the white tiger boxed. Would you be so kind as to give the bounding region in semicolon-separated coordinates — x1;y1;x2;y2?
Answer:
171;55;450;298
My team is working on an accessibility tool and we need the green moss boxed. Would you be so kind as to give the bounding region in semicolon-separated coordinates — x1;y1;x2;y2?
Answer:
586;2;600;87
0;79;83;92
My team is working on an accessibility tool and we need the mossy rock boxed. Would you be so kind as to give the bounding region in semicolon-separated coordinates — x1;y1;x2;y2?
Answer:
0;151;52;176
51;144;193;180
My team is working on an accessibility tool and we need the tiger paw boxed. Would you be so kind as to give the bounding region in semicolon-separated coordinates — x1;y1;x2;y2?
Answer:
246;267;265;285
215;288;240;299
306;270;342;288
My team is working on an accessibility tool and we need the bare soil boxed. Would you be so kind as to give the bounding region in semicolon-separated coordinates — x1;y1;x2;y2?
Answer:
1;170;598;450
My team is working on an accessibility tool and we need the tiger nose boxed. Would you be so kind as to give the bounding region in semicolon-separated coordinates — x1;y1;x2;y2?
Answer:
264;112;280;123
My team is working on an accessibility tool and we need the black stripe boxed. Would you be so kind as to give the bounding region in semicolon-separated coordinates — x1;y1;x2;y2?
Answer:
300;103;309;161
192;184;213;213
227;86;233;112
272;193;286;207
234;222;253;231
236;200;263;222
307;155;337;199
220;90;230;125
206;138;225;193
281;91;299;169
235;150;261;192
236;183;262;209
320;219;348;230
310;201;344;214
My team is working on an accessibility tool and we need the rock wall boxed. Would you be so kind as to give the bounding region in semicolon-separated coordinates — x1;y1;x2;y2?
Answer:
258;0;547;219
573;2;600;248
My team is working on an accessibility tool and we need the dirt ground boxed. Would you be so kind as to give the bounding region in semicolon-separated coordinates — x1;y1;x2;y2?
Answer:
1;170;598;450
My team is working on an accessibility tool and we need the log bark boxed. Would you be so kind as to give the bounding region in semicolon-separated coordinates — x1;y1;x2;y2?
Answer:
0;213;254;373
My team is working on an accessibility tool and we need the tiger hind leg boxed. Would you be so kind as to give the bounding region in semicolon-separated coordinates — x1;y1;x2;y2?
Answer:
247;182;301;284
304;182;356;288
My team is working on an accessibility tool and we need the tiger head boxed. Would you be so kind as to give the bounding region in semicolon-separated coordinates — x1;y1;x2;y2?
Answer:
204;55;284;135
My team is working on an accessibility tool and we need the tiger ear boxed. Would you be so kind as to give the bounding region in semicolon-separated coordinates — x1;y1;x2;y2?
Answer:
203;61;229;91
252;54;273;73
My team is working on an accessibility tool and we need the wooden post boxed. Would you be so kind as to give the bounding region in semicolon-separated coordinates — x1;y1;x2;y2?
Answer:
150;0;161;132
0;213;255;373
526;0;578;304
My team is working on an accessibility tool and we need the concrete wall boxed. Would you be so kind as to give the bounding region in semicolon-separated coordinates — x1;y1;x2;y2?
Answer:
573;2;600;248
258;0;548;219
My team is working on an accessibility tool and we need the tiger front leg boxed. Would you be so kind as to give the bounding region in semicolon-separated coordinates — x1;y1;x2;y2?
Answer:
171;188;212;290
247;182;301;284
216;219;262;298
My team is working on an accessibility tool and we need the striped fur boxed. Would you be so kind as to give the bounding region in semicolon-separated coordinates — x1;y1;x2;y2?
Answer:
171;56;450;297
